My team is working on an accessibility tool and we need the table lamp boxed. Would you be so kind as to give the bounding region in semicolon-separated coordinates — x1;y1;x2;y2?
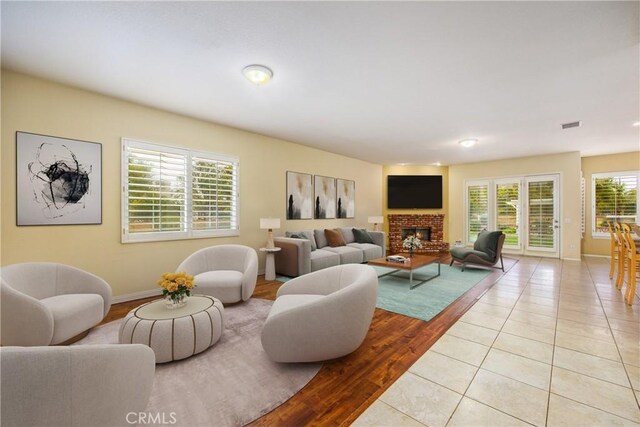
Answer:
368;216;384;232
260;218;281;249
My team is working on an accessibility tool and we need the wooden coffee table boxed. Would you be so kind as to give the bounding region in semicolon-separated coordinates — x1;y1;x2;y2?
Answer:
368;254;441;289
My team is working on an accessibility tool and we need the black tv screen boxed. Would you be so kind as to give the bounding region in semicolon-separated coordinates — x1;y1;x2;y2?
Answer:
387;175;443;209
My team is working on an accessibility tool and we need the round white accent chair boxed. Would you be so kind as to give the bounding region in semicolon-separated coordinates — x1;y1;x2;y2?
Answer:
0;262;112;346
261;264;378;363
176;245;258;304
0;344;155;427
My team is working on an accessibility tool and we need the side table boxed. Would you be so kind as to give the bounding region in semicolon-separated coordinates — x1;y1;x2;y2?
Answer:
260;247;282;280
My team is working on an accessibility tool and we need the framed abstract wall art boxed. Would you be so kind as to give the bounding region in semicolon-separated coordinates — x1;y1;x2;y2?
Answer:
314;175;336;219
286;171;313;219
16;131;102;225
336;178;355;218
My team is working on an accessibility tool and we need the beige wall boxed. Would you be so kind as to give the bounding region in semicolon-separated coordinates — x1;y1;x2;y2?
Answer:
448;152;583;260
581;152;640;256
382;165;449;242
1;71;382;298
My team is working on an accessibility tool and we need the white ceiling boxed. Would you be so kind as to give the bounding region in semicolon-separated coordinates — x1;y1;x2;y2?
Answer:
2;1;639;166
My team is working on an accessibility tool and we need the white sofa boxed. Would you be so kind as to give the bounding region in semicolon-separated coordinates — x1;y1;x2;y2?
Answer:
1;262;112;346
176;244;258;303
0;344;155;427
274;228;385;277
261;264;378;362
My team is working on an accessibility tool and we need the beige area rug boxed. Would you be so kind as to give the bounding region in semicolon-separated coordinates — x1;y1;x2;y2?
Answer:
76;298;321;426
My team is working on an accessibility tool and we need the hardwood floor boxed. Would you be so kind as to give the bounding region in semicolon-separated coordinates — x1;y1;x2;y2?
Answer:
105;254;516;427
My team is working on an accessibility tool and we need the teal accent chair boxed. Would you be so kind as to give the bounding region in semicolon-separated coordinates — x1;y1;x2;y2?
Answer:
450;230;505;272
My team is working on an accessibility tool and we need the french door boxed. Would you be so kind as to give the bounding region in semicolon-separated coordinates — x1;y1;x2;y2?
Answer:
465;174;560;258
524;175;559;257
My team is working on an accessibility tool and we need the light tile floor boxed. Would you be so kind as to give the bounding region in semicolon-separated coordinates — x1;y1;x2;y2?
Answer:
353;256;640;427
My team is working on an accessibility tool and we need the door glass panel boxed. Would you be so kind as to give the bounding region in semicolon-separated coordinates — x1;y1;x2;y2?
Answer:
468;184;489;242
496;182;520;247
528;180;555;249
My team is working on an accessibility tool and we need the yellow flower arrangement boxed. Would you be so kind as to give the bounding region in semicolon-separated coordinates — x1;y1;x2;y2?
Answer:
158;272;195;302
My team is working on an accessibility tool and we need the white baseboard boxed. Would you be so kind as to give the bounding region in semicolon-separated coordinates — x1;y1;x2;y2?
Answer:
112;289;161;304
562;257;582;262
582;254;610;259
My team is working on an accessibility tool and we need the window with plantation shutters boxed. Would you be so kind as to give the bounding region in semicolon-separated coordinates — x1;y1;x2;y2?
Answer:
592;172;639;237
122;139;239;243
466;183;489;243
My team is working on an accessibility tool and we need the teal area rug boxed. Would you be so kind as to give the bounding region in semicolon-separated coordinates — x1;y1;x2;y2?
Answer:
372;264;491;321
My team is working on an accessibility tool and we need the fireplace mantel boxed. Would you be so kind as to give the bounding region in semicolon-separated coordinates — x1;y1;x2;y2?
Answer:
388;214;449;254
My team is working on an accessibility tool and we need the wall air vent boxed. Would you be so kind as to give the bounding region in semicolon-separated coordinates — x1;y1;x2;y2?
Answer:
561;121;582;129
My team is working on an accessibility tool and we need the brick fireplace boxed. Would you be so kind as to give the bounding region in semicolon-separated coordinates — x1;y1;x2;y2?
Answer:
388;214;449;254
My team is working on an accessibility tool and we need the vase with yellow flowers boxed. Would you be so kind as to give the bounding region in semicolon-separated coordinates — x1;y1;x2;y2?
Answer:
158;272;195;309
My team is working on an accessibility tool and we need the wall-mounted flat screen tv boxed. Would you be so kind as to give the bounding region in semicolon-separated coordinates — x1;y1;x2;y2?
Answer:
387;175;443;209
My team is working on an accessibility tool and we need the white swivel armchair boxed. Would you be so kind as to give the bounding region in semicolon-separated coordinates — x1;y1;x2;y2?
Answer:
261;264;378;363
1;262;112;346
176;244;258;304
1;344;155;427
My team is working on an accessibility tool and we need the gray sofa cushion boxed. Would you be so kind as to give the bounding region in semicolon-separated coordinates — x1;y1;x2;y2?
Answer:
314;229;329;249
323;246;364;264
310;249;340;271
339;227;356;244
286;230;317;251
347;243;383;261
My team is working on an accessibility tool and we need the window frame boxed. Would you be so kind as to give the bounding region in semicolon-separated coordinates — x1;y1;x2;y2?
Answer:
591;171;639;239
121;138;240;243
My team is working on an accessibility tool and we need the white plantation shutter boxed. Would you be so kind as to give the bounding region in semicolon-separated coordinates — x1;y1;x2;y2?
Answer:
191;156;239;232
496;180;520;248
527;180;555;249
467;183;489;243
122;139;239;243
592;172;639;237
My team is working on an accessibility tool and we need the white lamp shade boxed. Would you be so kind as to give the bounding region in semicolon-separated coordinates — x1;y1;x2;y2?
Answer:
368;216;384;224
260;218;281;229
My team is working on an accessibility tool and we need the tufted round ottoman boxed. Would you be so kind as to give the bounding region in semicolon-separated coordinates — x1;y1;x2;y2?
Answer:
119;295;224;363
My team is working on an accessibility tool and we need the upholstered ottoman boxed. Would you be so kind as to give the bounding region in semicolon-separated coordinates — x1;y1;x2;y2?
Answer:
119;295;224;363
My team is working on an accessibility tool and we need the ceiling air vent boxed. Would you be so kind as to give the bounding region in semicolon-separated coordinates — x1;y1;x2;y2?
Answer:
561;121;582;129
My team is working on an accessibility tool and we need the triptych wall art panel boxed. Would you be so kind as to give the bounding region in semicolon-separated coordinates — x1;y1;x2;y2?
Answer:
336;178;355;219
286;171;313;219
285;172;355;220
314;175;336;219
16;131;102;226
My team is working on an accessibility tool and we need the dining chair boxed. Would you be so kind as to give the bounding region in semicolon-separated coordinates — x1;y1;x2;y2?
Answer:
607;222;619;279
621;223;638;305
614;223;627;290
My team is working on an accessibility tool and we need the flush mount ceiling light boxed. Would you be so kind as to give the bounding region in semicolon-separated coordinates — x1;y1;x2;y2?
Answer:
458;139;478;148
242;64;273;86
633;122;640;127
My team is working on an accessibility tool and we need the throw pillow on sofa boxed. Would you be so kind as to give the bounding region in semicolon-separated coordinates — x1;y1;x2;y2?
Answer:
285;230;317;251
325;229;347;247
352;228;375;244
